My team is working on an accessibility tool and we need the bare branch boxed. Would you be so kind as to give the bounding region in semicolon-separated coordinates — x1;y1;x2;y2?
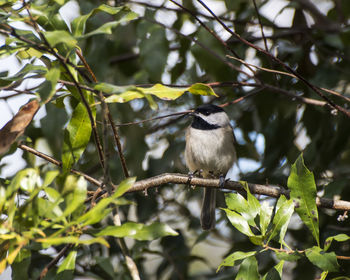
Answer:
194;0;350;118
128;173;350;211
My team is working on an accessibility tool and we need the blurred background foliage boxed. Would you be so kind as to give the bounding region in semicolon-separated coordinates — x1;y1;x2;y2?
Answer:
1;0;350;279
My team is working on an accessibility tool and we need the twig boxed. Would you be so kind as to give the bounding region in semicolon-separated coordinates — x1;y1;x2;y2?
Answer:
76;48;140;280
127;173;350;211
75;49;130;179
263;244;350;260
17;145;350;212
24;5;105;168
195;0;350;118
252;0;269;52
144;17;251;78
169;0;257;76
18;144;103;187
38;244;73;280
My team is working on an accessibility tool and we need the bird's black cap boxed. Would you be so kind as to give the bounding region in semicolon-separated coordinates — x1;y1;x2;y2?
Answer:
194;104;224;116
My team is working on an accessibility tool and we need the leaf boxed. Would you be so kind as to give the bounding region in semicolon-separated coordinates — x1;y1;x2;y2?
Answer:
6;168;39;197
62;102;92;171
262;260;284;280
224;183;260;228
57;250;77;273
42;170;60;187
222;208;254;236
287;154;319;246
103;83;218;104
217;251;256;271
138;24;168;81
37;67;60;103
76;178;134;226
114;177;136;198
36;236;108;247
0;100;39;155
275;251;301;262
44;30;77;50
94;222;178;241
260;201;273;236
236;256;260;280
324;234;350;251
72;5;138;37
305;246;339;272
0;64;46;82
267;196;294;244
62;176;87;218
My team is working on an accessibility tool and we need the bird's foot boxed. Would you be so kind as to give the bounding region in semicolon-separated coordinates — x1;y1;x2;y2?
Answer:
219;174;226;188
187;169;203;189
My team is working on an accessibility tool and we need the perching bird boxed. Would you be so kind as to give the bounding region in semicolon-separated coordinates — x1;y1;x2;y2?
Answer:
185;104;236;230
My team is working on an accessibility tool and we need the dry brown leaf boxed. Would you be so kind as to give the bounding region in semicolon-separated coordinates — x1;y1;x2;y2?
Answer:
0;99;40;155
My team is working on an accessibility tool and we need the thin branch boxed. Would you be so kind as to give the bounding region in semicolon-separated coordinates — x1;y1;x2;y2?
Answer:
127;173;350;211
18;145;350;212
75;46;140;280
18;144;103;187
38;244;73;280
75;49;130;179
23;6;105;168
263;244;350;260
144;17;251;78
169;0;257;76
195;0;350;118
252;0;269;52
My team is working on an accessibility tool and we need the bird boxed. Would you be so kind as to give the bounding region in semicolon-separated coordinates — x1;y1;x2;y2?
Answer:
185;104;236;230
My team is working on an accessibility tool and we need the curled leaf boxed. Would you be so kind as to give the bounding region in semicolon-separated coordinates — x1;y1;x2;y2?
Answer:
0;100;39;155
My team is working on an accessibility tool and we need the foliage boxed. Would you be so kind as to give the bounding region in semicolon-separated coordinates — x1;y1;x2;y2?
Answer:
1;0;350;279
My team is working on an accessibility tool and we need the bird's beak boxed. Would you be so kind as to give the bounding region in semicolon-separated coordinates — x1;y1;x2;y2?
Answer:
187;110;195;117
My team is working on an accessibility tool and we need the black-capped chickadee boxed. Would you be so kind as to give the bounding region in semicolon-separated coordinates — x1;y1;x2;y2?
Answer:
185;104;236;230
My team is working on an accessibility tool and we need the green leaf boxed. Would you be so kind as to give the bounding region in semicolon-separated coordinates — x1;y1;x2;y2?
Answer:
260;201;273;236
103;83;218;104
75;179;133;226
319;271;328;280
37;67;60;103
217;251;256;271
95;222;178;241
42;170;60;187
62;102;92;171
305;246;339;272
287;154;319;246
275;251;301;262
262;260;284;280
224;184;260;228
57;250;76;273
222;208;254;236
113;177;136;198
44;30;77;49
62;176;87;218
324;233;350;251
1;64;46;82
236;256;260;280
6;168;39;197
36;236;108;247
267;196;294;244
138;24;168;81
72;5;138;37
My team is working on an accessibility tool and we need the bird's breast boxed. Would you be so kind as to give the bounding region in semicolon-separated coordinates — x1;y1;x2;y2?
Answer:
185;127;236;176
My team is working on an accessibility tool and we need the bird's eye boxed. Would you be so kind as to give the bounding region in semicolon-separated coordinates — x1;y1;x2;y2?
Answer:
203;111;210;116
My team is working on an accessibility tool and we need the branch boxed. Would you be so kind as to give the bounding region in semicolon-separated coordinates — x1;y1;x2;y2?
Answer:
127;173;350;211
193;0;350;118
17;144;350;211
18;144;102;187
39;244;73;280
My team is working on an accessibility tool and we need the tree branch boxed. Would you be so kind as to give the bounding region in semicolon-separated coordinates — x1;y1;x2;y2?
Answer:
18;146;350;211
128;173;350;211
